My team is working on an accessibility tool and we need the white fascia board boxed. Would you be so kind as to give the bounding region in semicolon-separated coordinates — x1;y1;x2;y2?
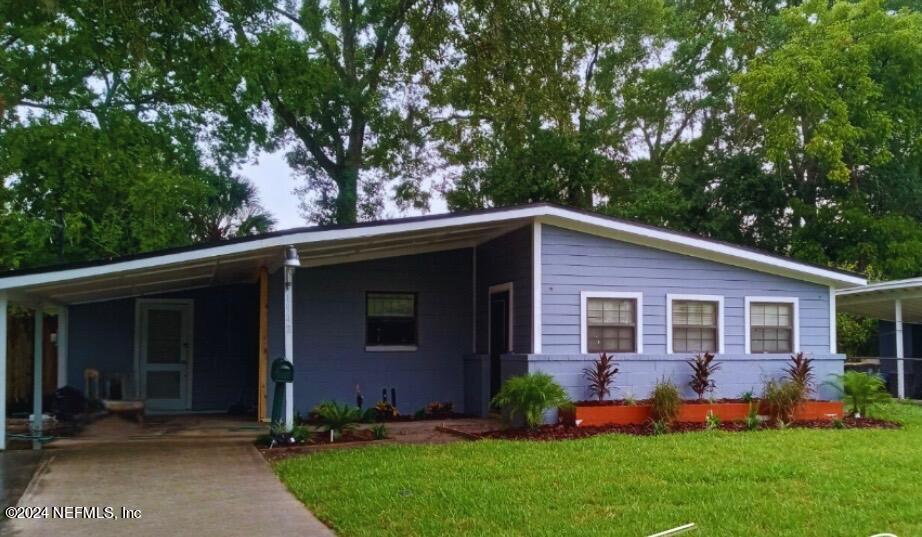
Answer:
0;205;866;292
837;278;922;297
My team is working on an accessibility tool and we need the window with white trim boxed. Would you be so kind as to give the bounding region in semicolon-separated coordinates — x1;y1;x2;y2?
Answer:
671;300;719;353
586;297;637;353
749;302;794;353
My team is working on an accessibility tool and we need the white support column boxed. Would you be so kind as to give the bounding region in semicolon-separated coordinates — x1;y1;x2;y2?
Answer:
532;221;542;354
829;287;837;354
283;263;296;430
33;308;44;449
896;299;906;400
57;306;69;388
0;292;7;451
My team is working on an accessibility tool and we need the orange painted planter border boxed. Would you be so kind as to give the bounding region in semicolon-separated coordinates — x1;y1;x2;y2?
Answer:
678;403;751;422
566;400;843;427
572;405;651;426
792;401;844;420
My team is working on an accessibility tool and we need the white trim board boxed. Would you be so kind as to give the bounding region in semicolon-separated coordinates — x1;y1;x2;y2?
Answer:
666;294;725;354
0;205;866;295
579;291;644;354
488;282;514;353
829;287;837;354
532;222;542;353
743;296;800;355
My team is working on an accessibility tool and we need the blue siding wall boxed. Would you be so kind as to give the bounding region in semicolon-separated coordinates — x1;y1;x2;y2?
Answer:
287;248;474;415
69;299;135;392
541;225;832;355
533;225;842;403
67;284;258;411
476;226;533;354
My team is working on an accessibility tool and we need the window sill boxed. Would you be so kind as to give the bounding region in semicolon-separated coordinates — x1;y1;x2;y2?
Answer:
365;345;418;352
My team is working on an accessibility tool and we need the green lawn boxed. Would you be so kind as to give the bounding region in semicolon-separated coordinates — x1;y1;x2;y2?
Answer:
275;403;922;537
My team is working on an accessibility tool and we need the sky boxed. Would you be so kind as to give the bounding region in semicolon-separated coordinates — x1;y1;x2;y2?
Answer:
238;151;303;228
241;150;449;230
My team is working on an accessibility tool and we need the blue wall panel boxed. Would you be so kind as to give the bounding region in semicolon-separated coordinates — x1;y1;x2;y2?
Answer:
287;248;474;415
67;284;258;411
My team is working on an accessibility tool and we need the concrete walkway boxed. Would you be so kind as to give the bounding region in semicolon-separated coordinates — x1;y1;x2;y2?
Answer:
5;440;335;537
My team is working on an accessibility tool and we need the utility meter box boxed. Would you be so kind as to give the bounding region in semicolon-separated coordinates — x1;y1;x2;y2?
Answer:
271;358;294;383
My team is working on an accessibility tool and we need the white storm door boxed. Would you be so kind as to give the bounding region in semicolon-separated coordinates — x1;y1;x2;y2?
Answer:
139;301;192;411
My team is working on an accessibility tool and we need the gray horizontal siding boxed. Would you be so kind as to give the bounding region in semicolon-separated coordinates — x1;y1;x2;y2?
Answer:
541;225;833;356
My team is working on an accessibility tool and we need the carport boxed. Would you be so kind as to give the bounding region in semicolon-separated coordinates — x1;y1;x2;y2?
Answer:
0;209;531;450
837;278;922;399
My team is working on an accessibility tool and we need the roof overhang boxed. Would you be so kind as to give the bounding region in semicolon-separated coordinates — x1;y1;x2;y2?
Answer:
0;204;866;305
837;278;922;323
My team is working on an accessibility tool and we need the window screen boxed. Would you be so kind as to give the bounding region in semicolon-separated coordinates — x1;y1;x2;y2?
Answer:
366;292;417;347
586;298;637;353
672;300;718;353
750;302;793;353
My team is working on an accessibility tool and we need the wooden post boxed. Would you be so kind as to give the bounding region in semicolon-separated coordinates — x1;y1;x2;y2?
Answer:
0;292;7;451
258;267;269;422
57;307;68;388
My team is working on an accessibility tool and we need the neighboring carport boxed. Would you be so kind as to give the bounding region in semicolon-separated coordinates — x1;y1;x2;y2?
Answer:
837;278;922;399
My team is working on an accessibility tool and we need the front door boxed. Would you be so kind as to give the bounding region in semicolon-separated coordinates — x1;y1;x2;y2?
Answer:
489;289;511;401
139;301;192;411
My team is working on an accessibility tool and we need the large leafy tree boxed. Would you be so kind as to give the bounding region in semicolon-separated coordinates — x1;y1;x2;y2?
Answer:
179;0;448;224
734;0;922;275
433;0;664;210
0;1;275;270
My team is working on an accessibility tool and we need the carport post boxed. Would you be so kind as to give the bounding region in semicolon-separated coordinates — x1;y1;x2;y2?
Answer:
33;308;44;449
896;299;906;400
0;292;7;450
283;246;300;430
57;306;68;388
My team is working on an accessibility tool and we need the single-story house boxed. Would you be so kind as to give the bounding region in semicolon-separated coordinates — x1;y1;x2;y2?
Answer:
0;203;872;449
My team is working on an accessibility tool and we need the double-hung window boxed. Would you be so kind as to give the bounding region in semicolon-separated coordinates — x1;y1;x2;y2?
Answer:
668;295;723;354
746;298;798;354
366;292;417;350
581;292;643;353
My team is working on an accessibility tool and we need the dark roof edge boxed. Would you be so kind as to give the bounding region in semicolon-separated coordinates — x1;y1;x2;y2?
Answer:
0;202;863;281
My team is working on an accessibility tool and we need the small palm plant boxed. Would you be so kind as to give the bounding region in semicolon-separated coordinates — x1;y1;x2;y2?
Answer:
491;373;570;429
688;352;720;400
582;353;619;402
826;371;891;418
312;401;363;441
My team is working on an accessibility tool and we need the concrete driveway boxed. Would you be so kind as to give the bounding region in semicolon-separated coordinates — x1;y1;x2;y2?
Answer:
4;440;335;537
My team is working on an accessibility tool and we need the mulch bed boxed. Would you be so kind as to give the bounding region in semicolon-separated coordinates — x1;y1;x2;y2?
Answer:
372;412;471;422
258;429;383;461
574;398;833;407
478;417;901;441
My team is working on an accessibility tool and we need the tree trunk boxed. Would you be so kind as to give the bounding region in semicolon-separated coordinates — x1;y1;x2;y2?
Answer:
334;165;359;225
